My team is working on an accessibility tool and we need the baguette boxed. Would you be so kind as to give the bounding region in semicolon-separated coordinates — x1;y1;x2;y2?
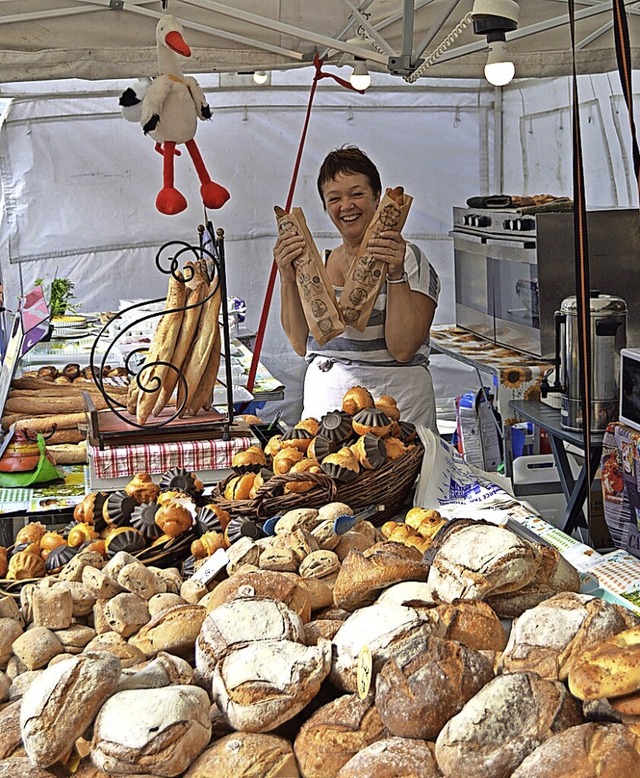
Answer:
10;380;127;396
14;413;86;433
3;395;106;415
47;442;87;465
135;271;187;425
152;260;208;416
176;277;222;417
188;321;221;414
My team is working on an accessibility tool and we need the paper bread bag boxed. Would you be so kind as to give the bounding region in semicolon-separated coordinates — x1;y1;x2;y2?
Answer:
340;186;413;332
275;206;345;346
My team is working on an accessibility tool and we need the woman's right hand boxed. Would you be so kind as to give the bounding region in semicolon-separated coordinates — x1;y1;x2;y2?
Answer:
273;232;305;279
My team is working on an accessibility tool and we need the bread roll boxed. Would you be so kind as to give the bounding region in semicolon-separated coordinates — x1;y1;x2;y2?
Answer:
336;737;439;778
435;671;583;778
184;732;300;777
211;638;332;732
499;592;634;682
510;721;640;777
129;603;207;660
20;652;122;767
375;636;494;740
294;694;388;778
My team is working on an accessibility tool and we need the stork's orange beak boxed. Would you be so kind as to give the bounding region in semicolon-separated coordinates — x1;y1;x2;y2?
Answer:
165;30;191;57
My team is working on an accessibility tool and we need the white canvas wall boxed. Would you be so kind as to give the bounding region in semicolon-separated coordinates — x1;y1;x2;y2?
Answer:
0;67;492;423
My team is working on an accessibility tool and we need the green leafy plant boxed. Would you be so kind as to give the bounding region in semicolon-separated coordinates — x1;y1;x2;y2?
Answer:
35;277;81;317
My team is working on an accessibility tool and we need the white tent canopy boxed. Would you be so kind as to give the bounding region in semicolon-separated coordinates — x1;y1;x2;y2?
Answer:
1;0;640;84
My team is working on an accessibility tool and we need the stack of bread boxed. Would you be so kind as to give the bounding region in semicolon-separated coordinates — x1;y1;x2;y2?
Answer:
3;497;640;776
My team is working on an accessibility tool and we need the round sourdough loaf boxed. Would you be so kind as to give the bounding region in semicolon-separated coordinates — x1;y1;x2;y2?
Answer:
91;685;211;776
499;592;635;681
486;544;580;618
20;651;122;767
294;693;388;778
211;638;332;732
330;602;444;692
374;636;494;740
129;603;207;660
0;757;70;778
435;671;583;778
568;625;640;701
183;732;300;777
195;596;305;684
335;736;439;778
426;523;542;602
510;722;640;777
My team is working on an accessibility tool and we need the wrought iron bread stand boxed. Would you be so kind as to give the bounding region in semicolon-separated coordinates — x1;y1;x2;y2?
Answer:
85;224;238;448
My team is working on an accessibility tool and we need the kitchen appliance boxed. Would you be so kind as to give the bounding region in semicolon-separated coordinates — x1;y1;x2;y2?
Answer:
451;206;640;358
557;292;627;432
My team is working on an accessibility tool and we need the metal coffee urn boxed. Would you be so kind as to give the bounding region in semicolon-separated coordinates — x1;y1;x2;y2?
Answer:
558;292;627;432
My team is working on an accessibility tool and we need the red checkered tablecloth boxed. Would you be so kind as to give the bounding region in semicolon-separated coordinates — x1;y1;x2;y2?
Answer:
90;436;255;479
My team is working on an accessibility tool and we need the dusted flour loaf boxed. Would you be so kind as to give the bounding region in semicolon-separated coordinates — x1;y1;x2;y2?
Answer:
91;685;211;776
331;603;443;692
184;732;300;778
196;597;305;684
435;671;583;778
211;638;332;732
433;598;508;652
374;636;494;740
20;652;122;767
486;544;580;618
336;737;439;778
510;721;640;778
499;592;635;681
426;523;541;602
116;651;194;692
294;693;388;778
129;603;207;660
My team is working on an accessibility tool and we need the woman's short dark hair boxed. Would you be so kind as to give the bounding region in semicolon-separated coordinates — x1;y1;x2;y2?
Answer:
316;146;382;206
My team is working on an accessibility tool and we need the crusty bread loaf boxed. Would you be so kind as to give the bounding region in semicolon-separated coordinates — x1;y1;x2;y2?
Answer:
184;732;300;778
375;636;494;740
426;523;542;602
433;598;508;652
499;592;634;682
568;624;640;701
435;671;583;778
196;596;305;684
91;685;211;775
0;757;70;778
510;721;640;777
129;603;206;660
0;700;22;759
211;638;332;732
203;570;312;623
486;544;580;618
331;602;444;692
294;694;388;778
333;541;427;611
335;736;439;778
20;652;122;767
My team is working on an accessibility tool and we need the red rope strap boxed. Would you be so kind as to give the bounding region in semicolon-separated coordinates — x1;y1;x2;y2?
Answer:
244;55;365;399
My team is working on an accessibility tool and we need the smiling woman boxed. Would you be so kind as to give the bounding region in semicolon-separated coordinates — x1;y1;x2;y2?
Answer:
273;146;441;429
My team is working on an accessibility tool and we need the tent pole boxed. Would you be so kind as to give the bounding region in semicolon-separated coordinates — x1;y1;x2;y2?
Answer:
493;86;504;195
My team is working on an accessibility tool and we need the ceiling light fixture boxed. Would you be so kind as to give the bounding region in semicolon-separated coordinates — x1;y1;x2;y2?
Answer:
350;58;371;90
471;0;519;87
252;70;268;85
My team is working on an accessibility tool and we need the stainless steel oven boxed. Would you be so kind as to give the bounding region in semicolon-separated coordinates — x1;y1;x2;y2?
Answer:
451;206;640;358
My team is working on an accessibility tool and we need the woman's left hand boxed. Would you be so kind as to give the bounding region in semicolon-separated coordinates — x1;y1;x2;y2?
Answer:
367;230;406;279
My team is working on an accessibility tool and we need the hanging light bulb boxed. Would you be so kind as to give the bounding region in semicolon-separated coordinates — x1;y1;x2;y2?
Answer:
253;71;268;85
484;40;515;86
350;59;371;90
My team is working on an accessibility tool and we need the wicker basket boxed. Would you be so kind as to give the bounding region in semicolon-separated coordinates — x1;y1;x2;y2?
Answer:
210;442;424;525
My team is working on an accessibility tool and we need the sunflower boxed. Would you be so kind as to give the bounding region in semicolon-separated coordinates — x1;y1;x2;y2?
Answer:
500;367;531;389
523;382;541;401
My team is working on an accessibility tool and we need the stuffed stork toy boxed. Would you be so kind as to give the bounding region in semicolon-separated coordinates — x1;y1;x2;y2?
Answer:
132;15;230;215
